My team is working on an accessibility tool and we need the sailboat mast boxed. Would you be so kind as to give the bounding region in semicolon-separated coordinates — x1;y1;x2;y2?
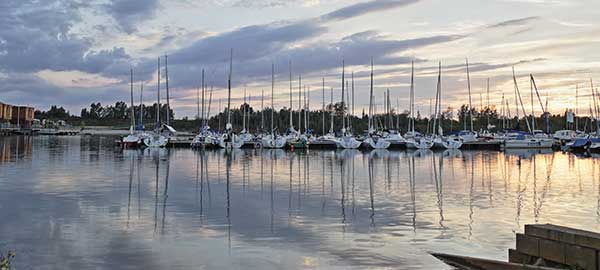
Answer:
207;85;213;127
591;79;599;135
486;78;490;128
466;58;473;132
576;84;579;131
165;55;170;126
304;85;307;133
227;49;233;128
432;62;441;135
130;69;135;131
330;87;334;133
322;78;325;136
201;69;205;124
298;75;302;132
341;60;345;131
410;61;415;133
307;86;310;132
156;57;161;129
351;72;355;131
289;61;293;130
369;59;374;132
530;76;535;131
512;67;532;133
271;64;275;136
139;82;144;129
261;88;265;131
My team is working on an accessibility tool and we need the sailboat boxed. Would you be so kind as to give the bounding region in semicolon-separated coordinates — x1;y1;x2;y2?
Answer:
430;62;462;149
336;60;361;149
191;70;218;148
142;57;168;148
218;49;244;149
363;60;390;149
383;76;405;148
503;69;553;149
568;79;600;151
457;59;478;143
405;61;433;149
122;69;142;148
238;88;255;147
309;79;339;149
287;73;309;149
262;64;287;149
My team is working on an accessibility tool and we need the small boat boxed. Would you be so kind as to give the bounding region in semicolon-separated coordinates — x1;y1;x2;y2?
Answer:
261;64;287;149
458;130;478;143
122;69;141;148
122;132;141;148
337;133;361;149
363;134;391;149
405;136;434;149
309;133;339;149
382;129;405;148
553;129;577;143
430;253;561;270
433;135;463;149
503;132;553;149
588;137;600;152
143;131;168;148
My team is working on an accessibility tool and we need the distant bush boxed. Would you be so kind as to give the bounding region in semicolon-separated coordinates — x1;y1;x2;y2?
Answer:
0;251;15;270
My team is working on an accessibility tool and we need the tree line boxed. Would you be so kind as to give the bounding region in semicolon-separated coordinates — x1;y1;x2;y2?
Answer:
34;101;593;133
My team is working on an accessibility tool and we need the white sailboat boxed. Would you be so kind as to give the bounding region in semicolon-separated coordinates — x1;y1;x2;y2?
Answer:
310;79;339;148
430;62;462;149
262;64;287;148
405;61;433;149
336;60;361;149
238;88;255;146
363;60;390;149
503;69;553;149
458;59;478;143
191;70;218;148
122;69;142;147
218;49;244;149
143;57;168;148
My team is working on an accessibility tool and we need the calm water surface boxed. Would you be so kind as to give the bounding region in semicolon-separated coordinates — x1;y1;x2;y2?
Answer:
1;136;600;269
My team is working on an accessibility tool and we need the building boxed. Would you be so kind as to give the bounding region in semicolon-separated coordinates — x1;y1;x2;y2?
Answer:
0;101;35;128
11;106;35;128
0;102;13;122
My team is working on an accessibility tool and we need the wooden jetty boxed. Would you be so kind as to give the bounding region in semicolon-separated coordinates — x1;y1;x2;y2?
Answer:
432;224;600;270
461;140;502;150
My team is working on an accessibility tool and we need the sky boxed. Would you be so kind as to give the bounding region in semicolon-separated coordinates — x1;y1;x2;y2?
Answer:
1;0;600;119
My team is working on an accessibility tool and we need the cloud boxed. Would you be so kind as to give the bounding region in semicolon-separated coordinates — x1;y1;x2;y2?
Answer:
487;16;539;29
0;0;132;79
104;0;160;34
321;0;420;22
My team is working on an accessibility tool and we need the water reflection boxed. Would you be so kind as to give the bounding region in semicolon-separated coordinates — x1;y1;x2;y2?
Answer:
2;136;600;269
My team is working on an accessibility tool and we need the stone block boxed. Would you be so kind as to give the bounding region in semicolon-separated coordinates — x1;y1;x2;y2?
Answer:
517;233;540;257
564;245;597;270
539;238;566;264
525;224;600;250
508;248;536;265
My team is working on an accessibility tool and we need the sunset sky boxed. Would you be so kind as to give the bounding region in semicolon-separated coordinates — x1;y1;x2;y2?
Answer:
1;0;599;118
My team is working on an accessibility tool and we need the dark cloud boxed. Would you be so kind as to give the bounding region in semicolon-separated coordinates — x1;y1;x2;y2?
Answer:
321;0;420;22
0;0;132;77
487;16;539;28
104;0;160;34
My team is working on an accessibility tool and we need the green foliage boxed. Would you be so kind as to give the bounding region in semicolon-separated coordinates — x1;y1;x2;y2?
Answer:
33;101;595;133
0;251;15;270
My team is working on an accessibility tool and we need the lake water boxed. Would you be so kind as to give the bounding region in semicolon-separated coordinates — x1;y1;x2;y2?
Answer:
1;135;599;269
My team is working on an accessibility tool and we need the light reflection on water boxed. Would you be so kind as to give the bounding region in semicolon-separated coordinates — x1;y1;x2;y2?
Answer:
0;136;600;269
